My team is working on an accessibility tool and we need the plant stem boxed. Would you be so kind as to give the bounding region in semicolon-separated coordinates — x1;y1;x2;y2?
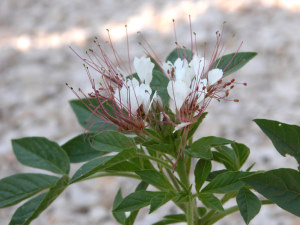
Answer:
187;196;194;225
165;168;181;191
83;172;140;181
200;200;274;225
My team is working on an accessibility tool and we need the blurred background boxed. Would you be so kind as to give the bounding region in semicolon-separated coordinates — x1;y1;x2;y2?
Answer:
1;0;300;224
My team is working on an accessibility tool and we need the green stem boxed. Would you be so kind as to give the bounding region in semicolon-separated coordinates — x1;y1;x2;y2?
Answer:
83;172;140;181
200;200;274;225
136;153;172;169
165;168;181;191
187;196;194;225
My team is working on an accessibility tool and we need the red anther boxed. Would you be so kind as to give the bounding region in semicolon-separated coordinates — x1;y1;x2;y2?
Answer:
218;80;222;84
202;86;206;90
230;85;234;89
243;83;247;86
234;99;239;102
231;78;235;83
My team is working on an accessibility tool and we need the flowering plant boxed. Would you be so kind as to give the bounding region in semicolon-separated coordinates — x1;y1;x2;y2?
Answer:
1;22;300;225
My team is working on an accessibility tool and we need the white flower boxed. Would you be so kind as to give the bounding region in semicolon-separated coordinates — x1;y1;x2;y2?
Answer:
114;78;152;115
133;57;154;85
167;80;191;112
207;69;223;86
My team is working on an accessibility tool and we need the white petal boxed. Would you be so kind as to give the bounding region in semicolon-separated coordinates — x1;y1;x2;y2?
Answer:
168;99;176;114
133;57;154;85
191;56;205;76
162;61;173;79
173;122;192;133
207;69;223;86
174;58;188;81
167;80;191;110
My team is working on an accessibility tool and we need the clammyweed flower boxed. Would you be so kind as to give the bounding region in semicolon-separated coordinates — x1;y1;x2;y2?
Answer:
67;28;159;134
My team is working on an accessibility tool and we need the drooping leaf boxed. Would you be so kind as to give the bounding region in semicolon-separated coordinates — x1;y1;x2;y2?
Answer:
242;168;300;217
92;132;136;152
71;148;137;183
213;52;257;77
198;193;224;211
166;48;193;64
113;189;126;224
202;171;252;193
254;119;300;165
236;187;261;224
69;98;116;132
62;133;104;163
12;137;70;175
9;175;69;225
0;174;59;208
136;170;173;190
194;159;212;192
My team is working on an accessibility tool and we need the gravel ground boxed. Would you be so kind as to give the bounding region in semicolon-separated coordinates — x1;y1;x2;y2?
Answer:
1;0;300;224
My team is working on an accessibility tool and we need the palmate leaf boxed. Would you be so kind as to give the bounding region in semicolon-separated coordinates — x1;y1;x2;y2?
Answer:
0;174;59;208
9;175;69;225
242;168;300;217
12;137;70;175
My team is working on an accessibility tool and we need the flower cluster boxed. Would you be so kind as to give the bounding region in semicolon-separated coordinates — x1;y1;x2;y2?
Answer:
68;24;243;139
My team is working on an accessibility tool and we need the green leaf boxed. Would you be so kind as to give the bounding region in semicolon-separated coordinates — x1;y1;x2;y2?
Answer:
213;52;257;77
71;148;137;183
202;171;252;193
194;159;212;192
114;191;166;212
125;182;148;225
9;175;69;225
136;170;173;190
149;192;174;213
12;137;70;175
113;189;126;224
0;174;59;208
166;48;193;64
152;214;186;225
236;187;261;224
206;169;228;181
150;69;169;105
213;146;237;170
69;98;116;132
186;136;233;159
254;119;300;165
92;132;136;152
144;141;175;155
105;161;141;172
62;133;105;163
232;143;250;170
242;168;300;217
198;193;224;211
